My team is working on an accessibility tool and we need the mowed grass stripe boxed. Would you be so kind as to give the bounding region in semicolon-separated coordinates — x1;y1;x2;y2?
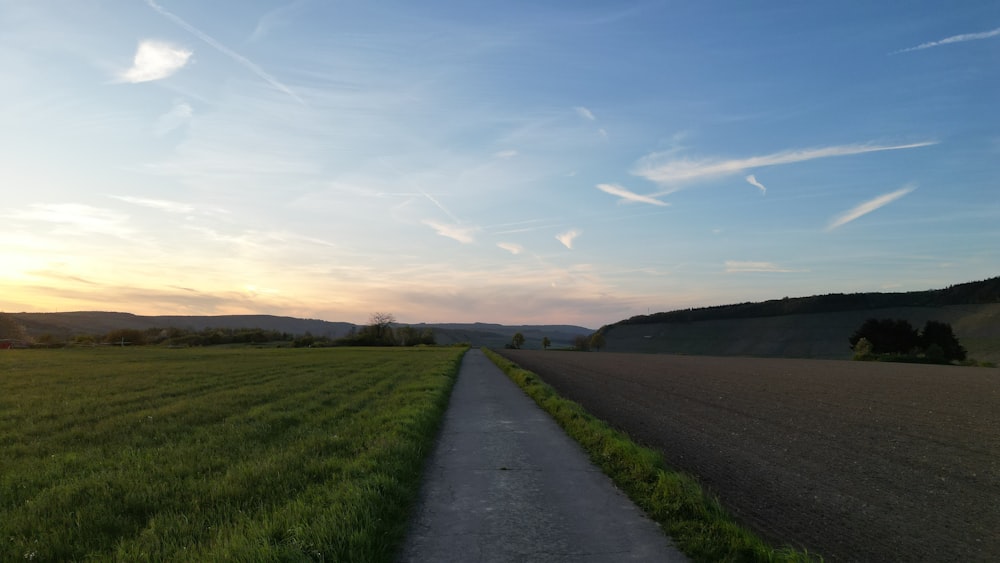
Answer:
0;346;466;562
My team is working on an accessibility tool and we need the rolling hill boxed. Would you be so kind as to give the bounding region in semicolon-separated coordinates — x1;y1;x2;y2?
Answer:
3;312;590;350
599;277;1000;362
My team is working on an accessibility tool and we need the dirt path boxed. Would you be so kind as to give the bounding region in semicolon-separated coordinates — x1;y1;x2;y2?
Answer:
496;350;1000;562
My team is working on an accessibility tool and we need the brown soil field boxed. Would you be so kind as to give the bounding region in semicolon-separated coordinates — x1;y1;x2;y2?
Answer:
496;350;1000;562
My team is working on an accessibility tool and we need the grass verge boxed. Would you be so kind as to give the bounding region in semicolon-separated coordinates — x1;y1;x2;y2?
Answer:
0;346;466;562
483;348;820;563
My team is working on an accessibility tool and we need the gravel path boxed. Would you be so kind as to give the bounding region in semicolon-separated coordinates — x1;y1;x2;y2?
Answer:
497;350;1000;562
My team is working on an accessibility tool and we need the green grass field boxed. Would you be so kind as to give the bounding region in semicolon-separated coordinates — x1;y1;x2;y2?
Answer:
0;346;465;562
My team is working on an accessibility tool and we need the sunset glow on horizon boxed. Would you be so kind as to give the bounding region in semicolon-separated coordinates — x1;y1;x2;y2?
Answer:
2;2;998;327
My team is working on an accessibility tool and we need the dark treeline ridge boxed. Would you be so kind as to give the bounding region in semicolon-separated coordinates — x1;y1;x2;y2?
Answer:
616;277;1000;327
44;327;296;348
30;324;437;349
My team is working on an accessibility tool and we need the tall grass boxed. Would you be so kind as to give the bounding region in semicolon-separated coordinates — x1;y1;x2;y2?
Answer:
483;349;820;563
0;346;465;561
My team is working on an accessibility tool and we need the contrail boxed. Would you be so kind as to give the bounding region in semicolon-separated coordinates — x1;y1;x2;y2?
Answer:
827;186;915;231
895;26;1000;54
421;191;461;223
144;0;304;104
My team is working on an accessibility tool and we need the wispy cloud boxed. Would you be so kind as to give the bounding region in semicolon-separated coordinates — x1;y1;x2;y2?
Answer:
13;204;132;237
634;141;936;193
153;100;193;136
109;195;194;214
144;0;303;103
745;174;767;195
575;106;596;120
497;242;523;255
424;220;476;244
827;186;916;231
249;0;308;42
556;229;581;249
494;149;518;159
596;183;668;206
725;261;799;273
120;40;192;83
896;26;1000;54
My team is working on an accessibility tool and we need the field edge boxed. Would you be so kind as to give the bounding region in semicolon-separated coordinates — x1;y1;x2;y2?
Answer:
483;348;821;563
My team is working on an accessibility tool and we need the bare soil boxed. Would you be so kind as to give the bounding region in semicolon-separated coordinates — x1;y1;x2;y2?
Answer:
496;350;1000;562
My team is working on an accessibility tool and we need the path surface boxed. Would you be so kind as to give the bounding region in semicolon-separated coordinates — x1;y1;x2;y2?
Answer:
398;349;688;563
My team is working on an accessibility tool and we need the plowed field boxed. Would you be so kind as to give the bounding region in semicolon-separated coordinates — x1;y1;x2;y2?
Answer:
495;350;1000;562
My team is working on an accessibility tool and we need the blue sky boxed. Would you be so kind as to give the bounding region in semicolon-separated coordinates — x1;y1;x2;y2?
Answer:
2;1;998;327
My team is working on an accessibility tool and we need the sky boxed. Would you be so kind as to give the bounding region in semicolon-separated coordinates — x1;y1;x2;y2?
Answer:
1;1;998;328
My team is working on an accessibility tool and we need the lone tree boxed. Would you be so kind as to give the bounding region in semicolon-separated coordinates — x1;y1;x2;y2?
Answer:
511;332;525;349
368;312;396;344
541;336;551;350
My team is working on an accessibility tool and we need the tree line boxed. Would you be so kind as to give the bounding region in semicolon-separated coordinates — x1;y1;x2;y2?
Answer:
615;276;1000;327
849;318;966;363
3;311;437;349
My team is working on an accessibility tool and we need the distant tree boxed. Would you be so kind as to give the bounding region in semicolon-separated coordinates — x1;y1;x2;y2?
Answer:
919;320;966;362
394;326;435;346
34;333;65;348
419;328;436;346
589;332;606;352
572;335;590;351
396;325;416;346
849;318;919;355
368;312;396;345
511;332;525;349
0;313;28;342
850;318;967;363
852;337;874;361
294;331;316;348
104;328;147;346
542;336;551;350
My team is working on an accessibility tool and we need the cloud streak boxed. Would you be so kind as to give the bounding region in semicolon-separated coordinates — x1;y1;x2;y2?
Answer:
725;261;798;273
575;106;596;120
13;204;132;237
497;242;523;255
424;220;476;243
896;26;1000;53
153;100;193;136
144;0;303;103
634;141;936;192
556;229;581;249
421;191;460;223
827;186;916;231
596;183;668;206
120;40;192;83
110;195;194;214
745;174;767;195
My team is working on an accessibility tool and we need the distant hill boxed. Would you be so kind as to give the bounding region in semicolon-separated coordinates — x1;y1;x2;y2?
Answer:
8;312;357;340
4;312;591;350
600;277;1000;362
409;322;592;350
